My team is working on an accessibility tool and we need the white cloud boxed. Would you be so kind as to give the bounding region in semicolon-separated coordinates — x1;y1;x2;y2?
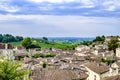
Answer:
0;5;19;12
27;0;75;3
0;1;19;13
0;0;119;16
107;5;116;11
0;14;119;37
102;0;120;11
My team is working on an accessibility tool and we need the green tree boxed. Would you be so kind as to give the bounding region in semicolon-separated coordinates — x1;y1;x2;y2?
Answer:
42;62;47;68
42;37;49;44
0;34;23;43
21;37;32;49
2;34;16;43
82;41;92;46
108;37;119;54
15;36;23;42
0;34;3;42
42;37;48;41
93;35;105;42
0;60;30;80
101;58;115;65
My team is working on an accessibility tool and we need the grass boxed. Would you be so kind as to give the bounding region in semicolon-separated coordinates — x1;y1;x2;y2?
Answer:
37;42;77;50
12;42;21;47
12;39;78;50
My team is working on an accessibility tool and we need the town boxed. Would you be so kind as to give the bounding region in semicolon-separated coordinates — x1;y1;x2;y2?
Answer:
0;35;120;80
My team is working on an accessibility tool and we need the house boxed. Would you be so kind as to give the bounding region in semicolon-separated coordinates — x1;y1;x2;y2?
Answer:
75;45;90;52
0;43;13;49
15;46;25;50
75;51;93;57
105;36;112;42
111;62;120;76
116;48;120;57
0;43;14;60
102;51;113;59
95;45;103;50
103;42;108;49
31;69;88;80
14;46;27;53
14;52;28;60
103;75;120;80
23;57;40;65
70;56;86;64
93;49;105;55
84;62;110;80
75;45;91;57
29;48;37;54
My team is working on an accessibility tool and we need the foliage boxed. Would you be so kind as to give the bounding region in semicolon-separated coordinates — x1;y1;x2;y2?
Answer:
42;37;48;41
20;37;77;50
32;54;56;58
101;58;115;65
32;38;77;50
21;37;32;49
13;42;21;47
0;34;23;43
81;41;92;46
0;60;30;80
29;44;41;49
32;37;49;44
36;48;41;51
108;37;119;54
93;35;105;42
31;54;41;58
44;54;56;58
42;62;47;68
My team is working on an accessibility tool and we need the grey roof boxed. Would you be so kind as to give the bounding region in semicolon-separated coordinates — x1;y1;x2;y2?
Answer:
85;62;109;74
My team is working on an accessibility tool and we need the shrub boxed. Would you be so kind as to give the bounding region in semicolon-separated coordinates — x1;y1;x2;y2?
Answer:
32;54;41;58
42;62;47;68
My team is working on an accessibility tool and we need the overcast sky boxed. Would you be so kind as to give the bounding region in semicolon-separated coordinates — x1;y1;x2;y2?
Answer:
0;0;120;37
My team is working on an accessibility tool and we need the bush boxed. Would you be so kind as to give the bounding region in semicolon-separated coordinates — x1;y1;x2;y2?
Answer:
42;62;47;68
32;53;56;58
32;54;41;58
36;48;41;51
0;59;30;80
44;54;56;58
101;58;115;65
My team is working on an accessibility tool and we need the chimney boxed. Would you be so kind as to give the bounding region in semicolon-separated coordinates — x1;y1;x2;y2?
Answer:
5;44;8;49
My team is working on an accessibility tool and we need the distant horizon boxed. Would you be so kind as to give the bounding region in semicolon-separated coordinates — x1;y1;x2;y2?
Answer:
1;33;120;38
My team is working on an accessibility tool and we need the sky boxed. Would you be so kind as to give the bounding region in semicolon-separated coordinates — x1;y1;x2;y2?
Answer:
0;0;120;37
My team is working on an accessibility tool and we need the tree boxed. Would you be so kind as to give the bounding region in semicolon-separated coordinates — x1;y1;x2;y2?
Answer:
2;34;16;43
101;58;115;65
15;36;23;42
82;41;92;46
0;59;30;80
21;37;32;49
108;37;119;54
42;37;49;44
0;34;3;42
93;35;105;42
42;37;48;41
42;62;47;68
0;34;23;43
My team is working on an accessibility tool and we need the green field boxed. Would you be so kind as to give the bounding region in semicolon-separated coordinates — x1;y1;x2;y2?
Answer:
38;42;77;50
12;38;78;50
12;42;21;47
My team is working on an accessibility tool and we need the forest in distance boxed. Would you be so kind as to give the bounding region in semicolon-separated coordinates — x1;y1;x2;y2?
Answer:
0;34;94;43
0;34;94;50
0;34;111;50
